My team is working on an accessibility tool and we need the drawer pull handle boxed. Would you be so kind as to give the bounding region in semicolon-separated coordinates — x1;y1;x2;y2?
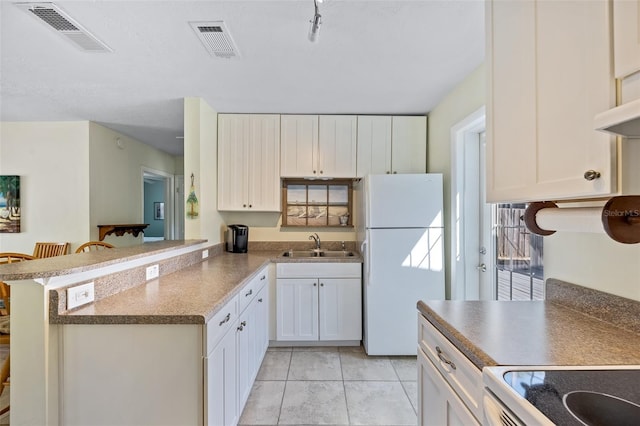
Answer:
245;289;253;297
435;346;456;370
258;298;263;302
260;275;266;281
219;313;231;326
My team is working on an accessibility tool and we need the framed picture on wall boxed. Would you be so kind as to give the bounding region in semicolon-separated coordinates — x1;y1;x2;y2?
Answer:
0;175;20;233
154;202;164;220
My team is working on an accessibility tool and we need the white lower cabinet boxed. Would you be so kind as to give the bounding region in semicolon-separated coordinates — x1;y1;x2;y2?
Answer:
60;266;269;426
276;262;362;342
418;348;479;426
207;323;239;426
418;315;483;426
205;268;269;425
237;284;268;410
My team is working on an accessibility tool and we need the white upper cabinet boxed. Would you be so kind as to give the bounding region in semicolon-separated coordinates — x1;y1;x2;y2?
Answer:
613;0;640;79
486;0;617;203
218;114;280;211
280;115;319;178
357;116;392;176
391;116;427;174
281;115;357;178
318;115;358;178
357;115;426;176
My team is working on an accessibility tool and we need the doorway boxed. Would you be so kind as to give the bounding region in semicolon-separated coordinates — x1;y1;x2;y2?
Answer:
450;107;495;300
142;168;180;241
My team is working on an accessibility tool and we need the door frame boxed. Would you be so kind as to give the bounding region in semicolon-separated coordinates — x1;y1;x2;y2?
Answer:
141;167;175;240
449;106;495;300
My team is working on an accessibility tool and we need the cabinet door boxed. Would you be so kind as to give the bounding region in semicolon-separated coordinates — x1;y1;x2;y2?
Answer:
318;278;362;341
391;116;427;174
487;0;615;203
237;299;258;411
318;115;358;178
218;114;249;210
276;278;319;341
254;285;269;363
357;115;392;176
207;327;238;426
281;115;319;177
613;0;640;78
248;114;281;211
418;349;479;426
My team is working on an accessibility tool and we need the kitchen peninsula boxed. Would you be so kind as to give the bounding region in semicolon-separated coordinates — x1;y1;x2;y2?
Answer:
0;239;362;425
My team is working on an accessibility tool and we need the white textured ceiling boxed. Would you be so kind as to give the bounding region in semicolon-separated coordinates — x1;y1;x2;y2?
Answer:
0;0;485;156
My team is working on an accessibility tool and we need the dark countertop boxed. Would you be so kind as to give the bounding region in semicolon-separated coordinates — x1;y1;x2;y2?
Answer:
418;281;640;369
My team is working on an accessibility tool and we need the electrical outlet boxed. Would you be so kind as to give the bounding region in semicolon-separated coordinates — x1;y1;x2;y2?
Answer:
146;264;159;280
202;249;209;259
67;282;95;310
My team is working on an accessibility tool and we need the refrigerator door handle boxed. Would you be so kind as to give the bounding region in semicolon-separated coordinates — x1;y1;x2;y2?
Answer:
360;240;370;285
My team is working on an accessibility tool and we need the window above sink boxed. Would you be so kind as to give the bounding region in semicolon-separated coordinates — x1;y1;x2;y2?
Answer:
281;179;353;228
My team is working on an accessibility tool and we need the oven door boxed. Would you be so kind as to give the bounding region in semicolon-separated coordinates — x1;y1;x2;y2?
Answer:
483;388;525;426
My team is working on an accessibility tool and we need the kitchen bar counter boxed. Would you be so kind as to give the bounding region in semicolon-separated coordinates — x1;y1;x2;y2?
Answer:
49;246;362;325
52;251;276;324
418;279;640;369
5;240;362;426
0;239;207;280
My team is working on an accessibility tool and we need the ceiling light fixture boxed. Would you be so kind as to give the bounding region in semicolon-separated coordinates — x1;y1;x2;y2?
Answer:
308;0;323;43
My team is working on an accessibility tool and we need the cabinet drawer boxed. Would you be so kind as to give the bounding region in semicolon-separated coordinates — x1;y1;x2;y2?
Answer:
206;296;238;354
418;315;483;420
276;262;361;278
239;268;268;313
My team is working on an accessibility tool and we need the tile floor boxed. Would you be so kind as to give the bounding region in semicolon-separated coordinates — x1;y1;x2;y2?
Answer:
239;346;418;426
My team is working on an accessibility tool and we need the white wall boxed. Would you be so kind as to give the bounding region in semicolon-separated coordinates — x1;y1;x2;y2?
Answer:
88;123;177;246
220;211;356;243
545;232;640;301
0;122;91;254
426;64;486;298
0;121;179;253
184;97;224;243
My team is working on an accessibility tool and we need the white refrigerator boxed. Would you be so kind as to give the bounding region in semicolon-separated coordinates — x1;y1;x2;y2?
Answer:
356;174;445;355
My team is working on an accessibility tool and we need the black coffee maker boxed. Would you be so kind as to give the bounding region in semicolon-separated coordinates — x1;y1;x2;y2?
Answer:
226;224;248;253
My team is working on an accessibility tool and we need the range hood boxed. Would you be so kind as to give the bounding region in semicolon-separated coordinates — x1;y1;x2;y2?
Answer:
594;98;640;138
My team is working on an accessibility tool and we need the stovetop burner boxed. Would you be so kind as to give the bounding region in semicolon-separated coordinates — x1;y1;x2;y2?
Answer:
502;369;640;425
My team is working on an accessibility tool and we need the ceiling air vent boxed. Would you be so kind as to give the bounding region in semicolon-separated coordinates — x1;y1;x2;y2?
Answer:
190;21;240;59
15;2;112;52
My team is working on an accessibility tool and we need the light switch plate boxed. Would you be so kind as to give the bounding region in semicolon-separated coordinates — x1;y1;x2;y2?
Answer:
146;264;159;280
202;249;209;259
67;282;95;310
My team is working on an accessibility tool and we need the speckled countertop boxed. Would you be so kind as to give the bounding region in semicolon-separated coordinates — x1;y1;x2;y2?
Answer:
51;246;362;325
0;240;207;280
418;279;640;369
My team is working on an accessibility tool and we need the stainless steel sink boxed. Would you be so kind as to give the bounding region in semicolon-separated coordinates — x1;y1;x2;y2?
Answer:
281;250;355;258
563;391;640;425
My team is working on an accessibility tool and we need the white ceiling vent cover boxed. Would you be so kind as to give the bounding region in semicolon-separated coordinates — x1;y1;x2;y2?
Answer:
15;2;112;52
190;21;240;59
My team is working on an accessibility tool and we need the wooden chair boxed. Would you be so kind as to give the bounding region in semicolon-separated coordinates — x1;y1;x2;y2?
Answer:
0;252;35;416
75;241;115;253
32;242;69;258
0;252;36;265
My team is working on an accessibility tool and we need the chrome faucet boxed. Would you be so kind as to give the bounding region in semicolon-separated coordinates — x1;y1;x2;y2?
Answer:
309;233;321;250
